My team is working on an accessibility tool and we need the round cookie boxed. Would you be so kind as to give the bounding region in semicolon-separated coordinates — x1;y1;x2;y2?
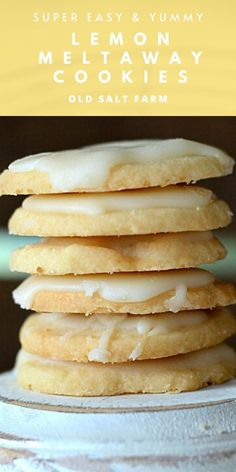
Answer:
8;186;232;237
19;309;236;363
13;270;236;314
10;231;226;275
0;139;234;195
16;344;236;396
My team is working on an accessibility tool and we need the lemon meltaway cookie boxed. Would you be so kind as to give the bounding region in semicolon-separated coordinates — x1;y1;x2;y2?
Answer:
16;343;236;396
20;309;236;363
10;231;226;275
9;186;231;237
0;139;234;195
13;270;236;314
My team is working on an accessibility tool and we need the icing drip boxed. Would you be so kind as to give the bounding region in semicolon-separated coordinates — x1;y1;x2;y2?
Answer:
18;343;236;369
129;339;146;361
88;327;113;363
30;310;208;333
88;315;127;362
9;138;233;191
165;284;187;313
128;308;207;360
25;310;210;363
22;186;214;215
13;270;215;309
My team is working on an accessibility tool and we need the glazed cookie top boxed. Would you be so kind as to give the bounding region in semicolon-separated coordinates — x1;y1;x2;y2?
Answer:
13;269;215;311
0;139;234;194
20;186;215;215
19;308;235;363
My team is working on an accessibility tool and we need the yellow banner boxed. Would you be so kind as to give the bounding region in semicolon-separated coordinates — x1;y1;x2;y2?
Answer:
0;0;235;115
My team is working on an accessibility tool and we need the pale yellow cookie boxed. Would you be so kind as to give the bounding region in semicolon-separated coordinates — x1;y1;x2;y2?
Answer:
13;270;236;314
16;344;236;396
19;309;236;363
8;186;231;237
0;139;234;195
10;231;226;275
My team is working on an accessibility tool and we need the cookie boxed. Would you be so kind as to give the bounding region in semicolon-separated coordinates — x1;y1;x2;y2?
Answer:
13;270;236;314
10;231;226;275
19;309;236;363
0;139;234;195
16;344;236;396
8;186;231;237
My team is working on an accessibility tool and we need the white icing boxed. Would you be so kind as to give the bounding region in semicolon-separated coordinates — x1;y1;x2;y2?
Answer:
165;284;187;313
88;330;112;362
9;139;233;191
18;343;236;369
25;310;209;363
129;340;145;361
22;186;214;215
29;310;208;334
13;269;214;310
88;315;126;362
128;310;209;360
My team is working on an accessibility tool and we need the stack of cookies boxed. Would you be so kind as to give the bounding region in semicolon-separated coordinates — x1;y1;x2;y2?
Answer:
1;139;236;396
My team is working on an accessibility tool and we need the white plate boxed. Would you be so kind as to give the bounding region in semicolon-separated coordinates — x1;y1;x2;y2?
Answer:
0;371;236;472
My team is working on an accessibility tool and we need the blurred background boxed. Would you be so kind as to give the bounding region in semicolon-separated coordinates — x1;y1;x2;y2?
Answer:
0;116;235;372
